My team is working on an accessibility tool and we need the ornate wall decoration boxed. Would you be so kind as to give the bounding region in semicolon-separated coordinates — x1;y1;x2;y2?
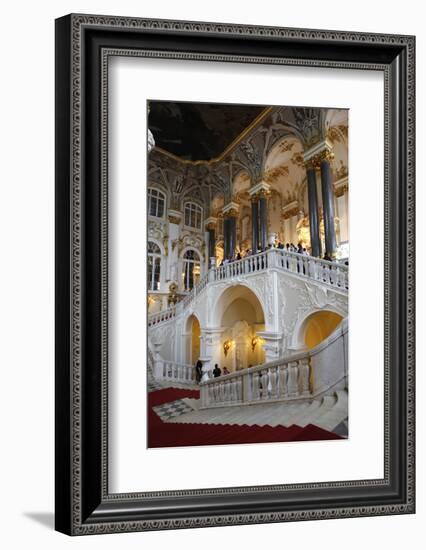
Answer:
290;152;305;167
327;124;348;144
263;165;290;184
148;220;166;240
333;159;349;180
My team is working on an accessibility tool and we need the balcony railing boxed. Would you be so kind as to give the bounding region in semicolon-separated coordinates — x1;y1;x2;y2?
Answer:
148;249;348;327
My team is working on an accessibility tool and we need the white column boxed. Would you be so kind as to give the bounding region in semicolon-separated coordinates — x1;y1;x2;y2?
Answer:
336;191;349;243
257;331;282;363
200;328;224;373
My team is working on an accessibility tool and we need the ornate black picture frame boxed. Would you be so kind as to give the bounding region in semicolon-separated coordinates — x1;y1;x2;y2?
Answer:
55;13;415;535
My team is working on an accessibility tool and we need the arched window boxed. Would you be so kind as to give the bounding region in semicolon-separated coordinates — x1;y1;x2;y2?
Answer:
148;188;165;218
184;202;202;229
147;241;162;291
182;249;201;291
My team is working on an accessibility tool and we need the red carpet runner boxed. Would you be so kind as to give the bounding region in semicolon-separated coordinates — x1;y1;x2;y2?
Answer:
148;387;342;448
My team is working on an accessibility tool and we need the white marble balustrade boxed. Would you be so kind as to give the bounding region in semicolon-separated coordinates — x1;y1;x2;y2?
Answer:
148;249;348;327
156;360;196;385
200;357;311;408
148;305;176;327
200;317;348;409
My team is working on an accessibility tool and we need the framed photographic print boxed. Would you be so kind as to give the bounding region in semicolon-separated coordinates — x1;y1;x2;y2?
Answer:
55;14;415;535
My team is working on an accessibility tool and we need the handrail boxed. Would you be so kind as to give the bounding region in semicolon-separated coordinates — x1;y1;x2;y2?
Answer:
148;305;176;327
200;318;348;409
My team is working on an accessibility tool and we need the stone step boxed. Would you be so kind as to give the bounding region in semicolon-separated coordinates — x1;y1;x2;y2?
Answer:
165;390;347;434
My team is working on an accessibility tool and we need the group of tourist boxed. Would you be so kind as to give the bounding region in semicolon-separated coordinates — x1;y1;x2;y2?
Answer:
195;360;230;382
218;241;313;266
216;241;343;265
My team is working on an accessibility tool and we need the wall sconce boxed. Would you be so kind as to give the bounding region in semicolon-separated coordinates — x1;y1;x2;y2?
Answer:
251;336;264;352
223;339;233;357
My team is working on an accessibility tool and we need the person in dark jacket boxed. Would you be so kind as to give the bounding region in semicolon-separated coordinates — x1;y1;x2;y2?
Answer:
212;364;221;378
195;359;203;382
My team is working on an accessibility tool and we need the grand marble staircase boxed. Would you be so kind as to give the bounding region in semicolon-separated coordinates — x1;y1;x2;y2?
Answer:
157;389;348;435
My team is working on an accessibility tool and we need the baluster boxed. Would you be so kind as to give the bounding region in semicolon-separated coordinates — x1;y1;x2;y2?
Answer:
219;382;225;403
227;380;233;403
236;377;243;402
267;368;273;397
229;379;235;402
323;264;330;284
303;256;309;276
261;370;269;400
223;380;229;402
270;366;278;398
283;252;288;270
228;380;233;402
335;267;342;288
310;259;317;280
299;358;311;396
212;383;218;404
252;372;260;401
329;266;336;285
287;361;299;397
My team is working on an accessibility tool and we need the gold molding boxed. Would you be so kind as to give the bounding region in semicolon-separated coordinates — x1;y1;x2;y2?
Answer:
223;207;239;218
335;184;348;198
304;149;335;170
168;214;181;225
282;206;299;220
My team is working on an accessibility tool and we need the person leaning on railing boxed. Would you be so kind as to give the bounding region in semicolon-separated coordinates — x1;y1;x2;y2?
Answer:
212;364;221;378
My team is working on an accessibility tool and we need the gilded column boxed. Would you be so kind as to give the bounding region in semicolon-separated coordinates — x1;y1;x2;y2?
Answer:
222;202;239;259
223;217;231;260
259;192;268;251
205;217;217;265
248;182;270;252
228;216;237;258
319;151;337;258
251;197;259;253
306;162;322;257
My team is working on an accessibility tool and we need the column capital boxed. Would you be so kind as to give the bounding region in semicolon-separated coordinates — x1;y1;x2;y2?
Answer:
222;201;239;218
303;139;334;169
204;216;217;230
167;209;182;225
281;201;299;220
248;181;271;200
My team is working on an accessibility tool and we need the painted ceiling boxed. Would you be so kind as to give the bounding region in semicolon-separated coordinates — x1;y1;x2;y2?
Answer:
148;101;265;161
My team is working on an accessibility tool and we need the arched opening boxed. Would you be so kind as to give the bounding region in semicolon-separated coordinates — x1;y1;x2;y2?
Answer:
214;285;266;373
182;249;201;291
186;314;201;365
303;311;343;349
147;241;162;291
